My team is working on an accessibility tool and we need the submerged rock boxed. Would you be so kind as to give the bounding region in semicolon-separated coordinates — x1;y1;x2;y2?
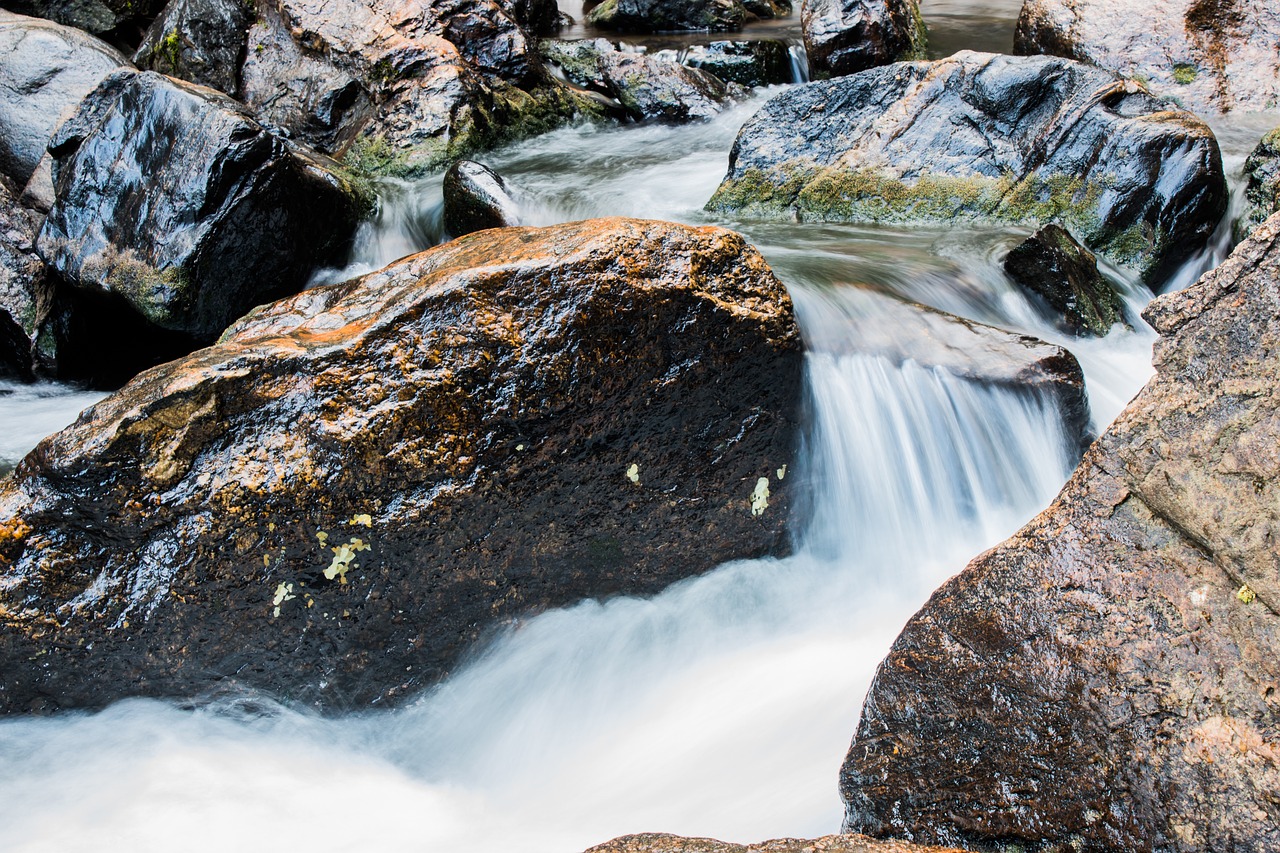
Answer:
542;39;738;121
801;0;925;79
586;832;967;853
132;0;251;95
1237;127;1280;242
0;11;131;188
1004;224;1128;337
0;218;802;713
37;70;366;346
586;0;788;33
841;212;1280;852
671;40;795;88
708;51;1228;286
0;178;54;380
1015;0;1280;114
442;160;522;236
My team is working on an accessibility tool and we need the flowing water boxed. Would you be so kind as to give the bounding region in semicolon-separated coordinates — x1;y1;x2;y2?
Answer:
0;2;1276;851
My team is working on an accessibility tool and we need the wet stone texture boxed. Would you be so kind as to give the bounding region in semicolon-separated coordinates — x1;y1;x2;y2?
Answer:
37;69;366;344
840;212;1280;852
1015;0;1280;115
708;51;1228;287
0;177;54;380
586;833;967;853
1238;127;1280;243
132;0;252;96
0;218;802;714
442;159;522;237
1003;223;1128;338
585;0;789;34
801;0;925;79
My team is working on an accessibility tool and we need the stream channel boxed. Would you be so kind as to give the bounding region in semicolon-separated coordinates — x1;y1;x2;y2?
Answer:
0;0;1276;850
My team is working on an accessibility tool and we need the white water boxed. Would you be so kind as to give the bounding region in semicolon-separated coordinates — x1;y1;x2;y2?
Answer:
1;2;1276;850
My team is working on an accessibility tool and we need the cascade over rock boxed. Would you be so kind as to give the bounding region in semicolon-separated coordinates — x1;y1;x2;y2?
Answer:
0;218;802;714
36;69;366;351
0;11;131;189
1015;0;1280;115
708;51;1228;287
840;212;1280;852
801;0;925;79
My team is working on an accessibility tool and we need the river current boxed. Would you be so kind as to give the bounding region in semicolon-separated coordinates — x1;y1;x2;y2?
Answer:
0;1;1275;850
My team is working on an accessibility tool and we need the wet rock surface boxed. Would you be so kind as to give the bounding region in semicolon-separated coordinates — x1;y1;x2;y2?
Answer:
1238;127;1280;242
841;212;1280;852
0;218;802;714
669;39;794;88
708;51;1229;286
1003;224;1127;337
586;832;967;853
1015;0;1280;115
3;0;165;43
0;11;130;188
542;39;738;121
132;0;251;95
0;178;54;379
801;0;924;79
586;0;786;33
37;69;366;347
442;160;522;236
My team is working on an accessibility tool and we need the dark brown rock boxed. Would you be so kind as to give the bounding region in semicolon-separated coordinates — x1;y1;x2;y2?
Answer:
1237;127;1280;243
132;0;251;95
841;212;1280;852
1004;224;1128;337
708;51;1229;287
801;0;925;79
36;69;366;349
0;218;802;714
585;832;967;853
1015;0;1280;114
0;11;130;188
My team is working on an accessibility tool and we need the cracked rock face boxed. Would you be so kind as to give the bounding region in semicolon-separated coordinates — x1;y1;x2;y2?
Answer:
0;218;801;714
840;212;1280;852
1015;0;1280;115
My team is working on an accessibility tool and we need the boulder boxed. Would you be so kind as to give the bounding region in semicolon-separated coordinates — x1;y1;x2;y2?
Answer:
1015;0;1280;115
801;0;925;79
707;51;1229;287
0;218;802;713
442;160;521;236
0;11;131;188
1237;127;1280;243
667;39;795;88
586;833;966;853
2;0;166;42
1003;224;1128;337
239;0;600;176
0;178;54;380
36;69;366;346
840;212;1280;852
542;39;738;122
132;0;251;95
586;0;788;33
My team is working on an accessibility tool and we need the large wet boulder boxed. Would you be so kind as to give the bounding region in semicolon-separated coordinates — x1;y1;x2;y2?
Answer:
1004;224;1128;337
0;218;802;713
36;69;366;346
0;11;131;188
708;51;1229;287
132;0;251;95
238;0;599;176
542;39;738;122
586;833;966;853
0;178;54;379
840;212;1280;852
586;0;789;33
442;160;522;236
1237;127;1280;243
801;0;925;79
1015;0;1280;115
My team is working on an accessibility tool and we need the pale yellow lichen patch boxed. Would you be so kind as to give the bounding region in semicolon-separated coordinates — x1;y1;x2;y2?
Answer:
324;537;372;585
263;554;270;567
1238;584;1257;604
272;582;296;617
626;463;640;484
316;530;329;545
751;477;771;516
350;513;373;527
776;464;787;480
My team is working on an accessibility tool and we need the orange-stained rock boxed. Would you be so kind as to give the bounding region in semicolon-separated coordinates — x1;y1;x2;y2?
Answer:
841;212;1280;850
0;218;802;713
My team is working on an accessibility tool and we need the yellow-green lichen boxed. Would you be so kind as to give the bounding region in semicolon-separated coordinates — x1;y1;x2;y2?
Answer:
1238;584;1257;604
324;537;371;584
1172;63;1198;85
750;476;770;516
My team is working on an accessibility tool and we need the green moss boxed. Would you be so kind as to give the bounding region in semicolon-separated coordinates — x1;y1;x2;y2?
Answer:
1172;63;1198;85
102;258;194;327
585;0;618;26
145;29;183;73
903;0;929;61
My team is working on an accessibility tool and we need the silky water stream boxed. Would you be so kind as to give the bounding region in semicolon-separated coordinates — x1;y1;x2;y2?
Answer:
0;1;1273;849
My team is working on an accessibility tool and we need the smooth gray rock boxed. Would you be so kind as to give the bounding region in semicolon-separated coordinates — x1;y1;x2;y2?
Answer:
801;0;925;78
708;51;1228;287
0;11;130;187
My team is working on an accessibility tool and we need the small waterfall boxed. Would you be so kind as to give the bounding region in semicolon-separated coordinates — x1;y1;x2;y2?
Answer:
787;42;810;84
